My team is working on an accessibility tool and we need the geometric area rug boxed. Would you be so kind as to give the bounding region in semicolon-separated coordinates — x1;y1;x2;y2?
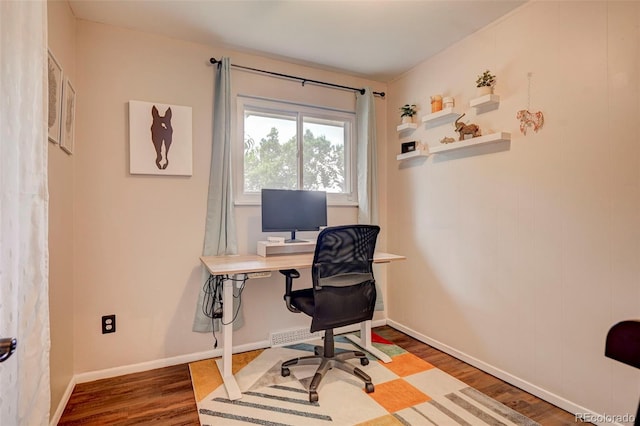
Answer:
189;332;540;426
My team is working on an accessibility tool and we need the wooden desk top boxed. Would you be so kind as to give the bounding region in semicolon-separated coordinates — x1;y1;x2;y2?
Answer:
200;252;406;275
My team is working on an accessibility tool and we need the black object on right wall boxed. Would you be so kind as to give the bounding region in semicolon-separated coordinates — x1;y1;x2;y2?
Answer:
605;320;640;426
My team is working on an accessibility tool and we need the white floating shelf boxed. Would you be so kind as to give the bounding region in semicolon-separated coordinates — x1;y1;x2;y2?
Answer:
421;107;458;126
396;122;418;132
470;94;500;108
397;148;429;161
429;132;511;154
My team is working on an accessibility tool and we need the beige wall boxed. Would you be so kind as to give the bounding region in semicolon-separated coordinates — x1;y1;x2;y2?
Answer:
50;1;639;421
47;0;76;417
386;1;639;422
71;20;388;374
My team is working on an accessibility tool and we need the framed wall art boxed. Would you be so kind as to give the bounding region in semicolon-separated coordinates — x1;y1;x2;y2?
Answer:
401;141;416;153
129;100;193;176
60;77;76;155
47;49;63;144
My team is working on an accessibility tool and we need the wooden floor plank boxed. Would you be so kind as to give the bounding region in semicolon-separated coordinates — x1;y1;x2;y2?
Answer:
58;326;580;425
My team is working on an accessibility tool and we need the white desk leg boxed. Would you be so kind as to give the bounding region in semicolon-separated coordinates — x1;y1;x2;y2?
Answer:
345;320;392;363
214;277;242;400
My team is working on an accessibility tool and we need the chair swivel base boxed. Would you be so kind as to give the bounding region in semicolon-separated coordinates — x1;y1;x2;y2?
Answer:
281;346;374;402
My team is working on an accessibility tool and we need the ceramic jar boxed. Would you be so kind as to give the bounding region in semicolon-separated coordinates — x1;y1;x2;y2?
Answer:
443;97;454;109
430;95;443;113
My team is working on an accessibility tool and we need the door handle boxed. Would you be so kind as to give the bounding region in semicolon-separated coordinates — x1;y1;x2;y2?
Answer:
0;338;17;362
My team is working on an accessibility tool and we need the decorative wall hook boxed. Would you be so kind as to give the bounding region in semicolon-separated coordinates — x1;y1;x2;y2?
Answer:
518;72;544;135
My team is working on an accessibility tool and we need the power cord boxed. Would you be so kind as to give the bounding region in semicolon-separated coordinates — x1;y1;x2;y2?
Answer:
201;274;248;349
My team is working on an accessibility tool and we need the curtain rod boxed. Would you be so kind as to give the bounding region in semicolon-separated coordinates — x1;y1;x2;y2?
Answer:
209;57;385;98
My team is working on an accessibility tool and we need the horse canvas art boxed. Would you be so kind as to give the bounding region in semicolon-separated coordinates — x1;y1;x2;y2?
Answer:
150;105;173;170
129;100;192;176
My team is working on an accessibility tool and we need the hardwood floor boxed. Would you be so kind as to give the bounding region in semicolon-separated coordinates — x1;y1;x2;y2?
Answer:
58;363;198;426
59;326;580;425
375;327;579;426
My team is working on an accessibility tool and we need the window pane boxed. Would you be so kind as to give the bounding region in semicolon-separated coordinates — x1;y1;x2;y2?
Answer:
302;117;345;193
244;109;297;191
236;96;355;204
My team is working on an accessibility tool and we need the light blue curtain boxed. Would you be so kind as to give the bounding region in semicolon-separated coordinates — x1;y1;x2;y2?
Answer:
0;1;50;423
193;57;243;332
356;87;382;310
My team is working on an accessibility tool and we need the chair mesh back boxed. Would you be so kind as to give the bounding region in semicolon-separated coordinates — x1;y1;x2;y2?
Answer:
313;225;380;279
309;225;380;332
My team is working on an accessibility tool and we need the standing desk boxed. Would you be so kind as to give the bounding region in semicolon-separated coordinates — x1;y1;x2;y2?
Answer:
200;251;405;400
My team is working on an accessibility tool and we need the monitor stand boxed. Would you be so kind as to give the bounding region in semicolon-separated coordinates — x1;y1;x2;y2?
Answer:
285;231;309;244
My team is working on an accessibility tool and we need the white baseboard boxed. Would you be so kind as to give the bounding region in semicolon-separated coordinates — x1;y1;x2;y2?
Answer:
51;319;388;423
72;320;386;385
50;318;629;426
73;339;270;384
386;320;624;426
50;339;269;425
50;376;76;426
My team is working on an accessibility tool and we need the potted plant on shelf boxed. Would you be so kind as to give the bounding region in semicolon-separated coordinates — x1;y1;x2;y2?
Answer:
399;104;417;124
475;70;496;96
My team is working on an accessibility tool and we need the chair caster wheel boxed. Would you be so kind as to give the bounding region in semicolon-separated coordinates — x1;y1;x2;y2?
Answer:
309;391;318;402
360;357;369;366
281;367;290;377
365;383;374;393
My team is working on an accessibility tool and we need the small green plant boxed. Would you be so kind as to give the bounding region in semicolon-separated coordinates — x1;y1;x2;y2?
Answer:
476;70;496;88
399;104;417;117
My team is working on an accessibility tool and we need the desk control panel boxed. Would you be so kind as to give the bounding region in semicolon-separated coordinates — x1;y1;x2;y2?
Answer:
246;271;272;279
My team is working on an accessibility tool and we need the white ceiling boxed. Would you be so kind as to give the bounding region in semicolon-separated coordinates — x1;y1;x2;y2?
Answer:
68;0;525;82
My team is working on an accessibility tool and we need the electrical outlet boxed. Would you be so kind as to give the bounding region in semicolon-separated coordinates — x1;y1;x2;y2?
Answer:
102;314;116;334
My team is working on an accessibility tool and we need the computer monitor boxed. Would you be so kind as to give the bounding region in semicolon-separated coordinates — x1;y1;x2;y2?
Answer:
261;189;327;243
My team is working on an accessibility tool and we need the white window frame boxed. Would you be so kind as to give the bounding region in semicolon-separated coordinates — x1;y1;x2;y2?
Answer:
234;95;357;206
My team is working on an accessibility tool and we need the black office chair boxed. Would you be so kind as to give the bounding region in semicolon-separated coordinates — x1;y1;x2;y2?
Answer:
279;224;380;402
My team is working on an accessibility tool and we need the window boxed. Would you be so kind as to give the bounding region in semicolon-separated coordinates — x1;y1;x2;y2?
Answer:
236;96;356;205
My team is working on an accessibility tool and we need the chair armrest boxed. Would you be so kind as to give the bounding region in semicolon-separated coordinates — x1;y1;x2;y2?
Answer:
279;269;301;313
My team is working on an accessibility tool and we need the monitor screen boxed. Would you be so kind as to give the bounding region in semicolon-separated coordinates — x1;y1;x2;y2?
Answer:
261;189;327;243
